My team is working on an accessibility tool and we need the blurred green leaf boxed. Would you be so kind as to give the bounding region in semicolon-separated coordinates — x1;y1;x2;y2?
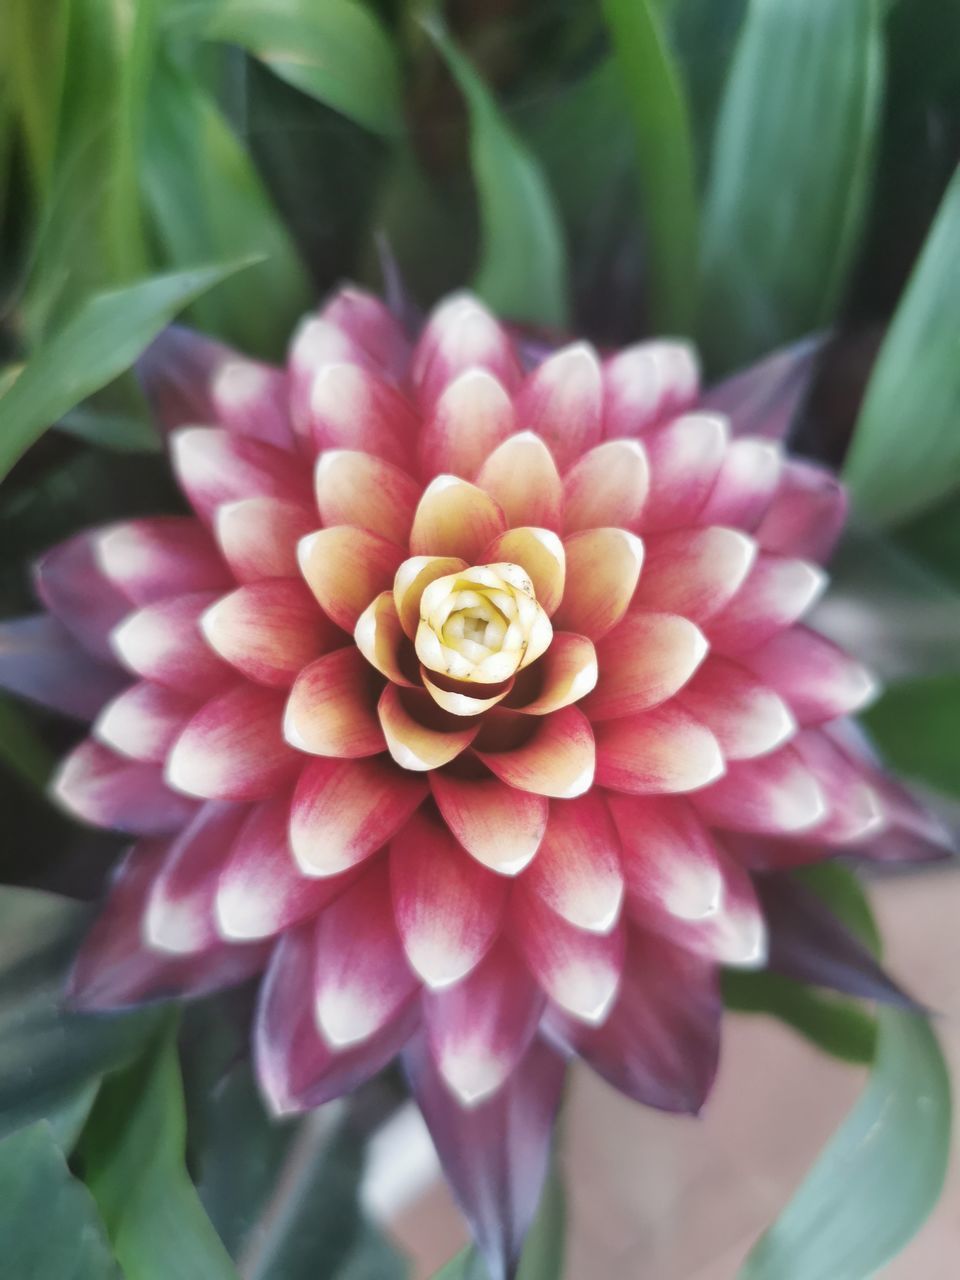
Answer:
142;53;310;357
861;674;960;800
82;1030;241;1280
0;1122;121;1279
896;495;960;592
723;972;876;1065
740;1010;951;1279
425;21;569;329
0;260;256;483
0;887;161;1143
602;0;698;334
699;0;884;371
56;406;162;454
3;0;69;200
0;695;55;791
199;0;404;138
844;165;960;525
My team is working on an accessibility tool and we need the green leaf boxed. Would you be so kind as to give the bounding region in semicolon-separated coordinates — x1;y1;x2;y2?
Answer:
142;52;311;358
699;0;884;371
723;971;876;1066
3;0;70;200
199;0;404;138
844;165;960;525
0;1122;121;1279
425;21;569;329
740;1010;951;1279
0;695;56;791
0;887;161;1143
0;260;256;483
81;1030;241;1280
861;674;960;800
56;405;163;454
602;0;698;333
896;496;960;594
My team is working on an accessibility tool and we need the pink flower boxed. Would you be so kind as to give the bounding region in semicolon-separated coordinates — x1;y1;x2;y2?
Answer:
0;288;947;1278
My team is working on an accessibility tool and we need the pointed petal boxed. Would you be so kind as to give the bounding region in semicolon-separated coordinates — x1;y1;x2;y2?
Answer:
412;293;522;411
606;794;723;922
515;343;603;467
484;526;566;616
740;626;878;724
476;706;595;799
378;684;479;771
314;863;420;1047
409;475;506;562
430;771;548;875
166;683;296;801
393;555;469;639
677;656;796;761
0;615;126;719
306;362;418;466
354;591;416;685
510;632;597;715
299;525;405;633
705;553;826;654
405;1034;565;1280
639;414;728;532
697;438;782;529
424;939;544;1106
390;807;506;988
476;432;563;530
288;315;378;434
754;458;847;563
792;729;887;845
290;755;427;876
693;746;827;834
94;517;231;604
632;526;756;622
603;340;700;438
595;704;724;794
321;285;411;382
553;528;644;639
419;368;516;479
314;449;420;546
170;427;310;521
701;336;822;441
585;612;707;721
207;356;293;449
110;592;233;698
201;579;336;688
562;439;650;532
34;532;131;660
524;793;624;934
421;669;514;717
52;739;197;834
284;647;385;758
94;681;197;763
137;325;229;431
214;497;317;583
675;852;767;967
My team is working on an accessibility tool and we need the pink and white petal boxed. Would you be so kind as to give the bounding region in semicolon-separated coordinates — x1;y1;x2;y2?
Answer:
255;922;417;1114
290;755;427;876
144;800;248;954
378;685;480;772
52;739;197;834
94;681;197;763
792;729;887;845
562;439;650;533
412;293;522;412
692;745;827;835
321;285;411;382
594;704;724;795
638;414;729;533
0;615;126;720
511;633;597;715
476;431;563;530
697;438;782;530
209;357;293;449
430;770;548;875
606;794;723;923
214;497;317;583
754;458;847;563
315;449;420;545
94;517;231;604
551;929;720;1114
110;592;234;697
424;939;544;1106
553;528;644;639
306;362;419;467
201;579;336;688
419;368;516;480
514;343;604;468
393;555;469;639
483;526;566;616
676;656;796;761
705;553;827;654
298;525;405;632
288;316;377;434
391;807;506;988
409;475;506;562
216;789;358;940
404;1033;565;1280
284;648;385;758
167;683;297;801
740;627;878;724
170;427;311;522
677;852;768;968
524;793;624;934
584;612;707;721
700;335;822;441
476;706;595;799
632;526;756;622
603;341;700;439
510;886;624;1023
34;532;131;660
314;862;420;1048
137;325;229;432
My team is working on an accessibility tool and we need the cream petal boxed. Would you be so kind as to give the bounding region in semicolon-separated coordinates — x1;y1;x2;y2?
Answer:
298;525;405;632
419;368;516;480
553;528;644;639
511;632;598;715
594;704;725;794
484;526;566;616
378;685;480;771
584;612;707;721
562;439;650;533
515;343;604;467
632;526;756;622
475;431;563;529
476;706;595;798
430;771;548;874
314;449;421;545
393;555;469;639
421;670;513;717
201;579;337;688
354;591;416;686
284;647;385;757
409;475;506;562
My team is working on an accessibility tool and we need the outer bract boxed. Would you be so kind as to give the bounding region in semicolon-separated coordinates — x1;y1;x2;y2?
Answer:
2;289;949;1280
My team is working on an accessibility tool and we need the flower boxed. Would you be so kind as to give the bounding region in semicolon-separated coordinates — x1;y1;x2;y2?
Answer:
0;288;948;1279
